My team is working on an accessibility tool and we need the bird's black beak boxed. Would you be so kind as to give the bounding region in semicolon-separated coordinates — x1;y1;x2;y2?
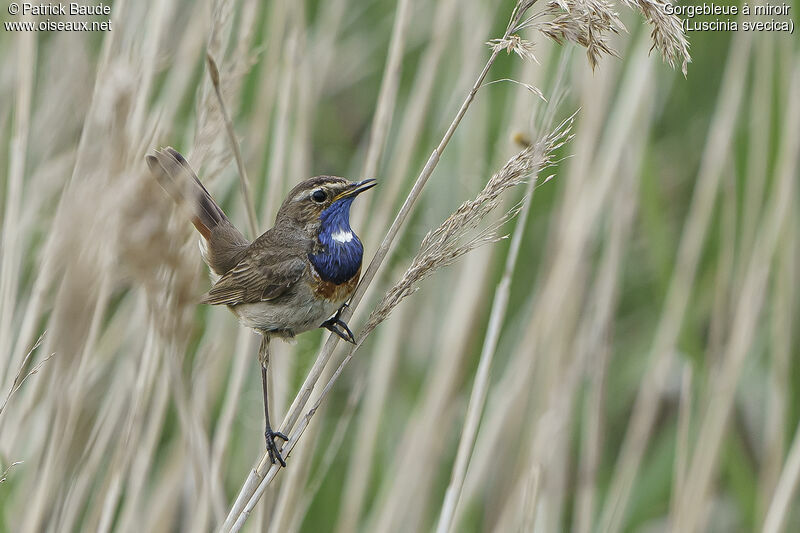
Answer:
337;179;377;200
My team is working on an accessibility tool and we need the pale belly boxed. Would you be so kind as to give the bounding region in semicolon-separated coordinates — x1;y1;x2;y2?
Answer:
230;280;347;337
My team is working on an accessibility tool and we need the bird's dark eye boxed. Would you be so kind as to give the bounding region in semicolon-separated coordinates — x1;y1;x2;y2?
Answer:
311;189;327;203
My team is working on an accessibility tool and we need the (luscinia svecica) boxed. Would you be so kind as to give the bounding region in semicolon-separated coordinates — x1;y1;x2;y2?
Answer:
147;148;375;466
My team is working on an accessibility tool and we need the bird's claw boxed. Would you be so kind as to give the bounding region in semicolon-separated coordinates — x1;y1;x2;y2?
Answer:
265;429;288;467
321;304;356;344
322;317;356;344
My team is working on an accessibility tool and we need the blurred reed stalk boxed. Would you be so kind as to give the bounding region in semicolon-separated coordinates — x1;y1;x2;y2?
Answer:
599;31;752;533
673;56;800;533
432;120;560;533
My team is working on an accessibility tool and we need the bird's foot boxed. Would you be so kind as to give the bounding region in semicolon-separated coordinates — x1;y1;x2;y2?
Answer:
265;428;289;467
321;313;356;344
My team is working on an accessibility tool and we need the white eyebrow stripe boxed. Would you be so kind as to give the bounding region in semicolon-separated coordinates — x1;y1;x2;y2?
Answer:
294;190;312;203
331;229;353;243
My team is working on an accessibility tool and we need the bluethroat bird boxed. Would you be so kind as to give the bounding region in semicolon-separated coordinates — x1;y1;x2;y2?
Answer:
146;147;375;466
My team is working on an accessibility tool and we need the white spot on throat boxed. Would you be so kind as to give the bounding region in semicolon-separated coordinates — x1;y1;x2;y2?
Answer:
331;229;354;243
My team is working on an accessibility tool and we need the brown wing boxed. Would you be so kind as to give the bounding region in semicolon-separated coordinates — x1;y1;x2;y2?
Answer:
201;250;307;306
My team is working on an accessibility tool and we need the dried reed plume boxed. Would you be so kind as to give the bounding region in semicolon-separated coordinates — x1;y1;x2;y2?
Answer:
529;0;626;70
488;35;540;64
622;0;691;75
0;461;23;484
0;334;50;487
363;115;575;338
0;333;51;420
510;0;690;73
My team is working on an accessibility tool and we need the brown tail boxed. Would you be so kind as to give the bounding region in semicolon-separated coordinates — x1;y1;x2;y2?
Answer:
146;147;226;239
146;147;249;275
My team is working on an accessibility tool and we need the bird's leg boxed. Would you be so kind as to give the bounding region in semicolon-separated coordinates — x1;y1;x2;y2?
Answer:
259;335;288;467
321;303;356;344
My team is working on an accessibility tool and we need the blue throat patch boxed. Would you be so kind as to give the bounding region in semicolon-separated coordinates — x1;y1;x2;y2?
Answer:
309;197;364;284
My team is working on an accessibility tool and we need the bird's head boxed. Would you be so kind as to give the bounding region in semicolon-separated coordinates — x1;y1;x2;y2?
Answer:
276;176;376;235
